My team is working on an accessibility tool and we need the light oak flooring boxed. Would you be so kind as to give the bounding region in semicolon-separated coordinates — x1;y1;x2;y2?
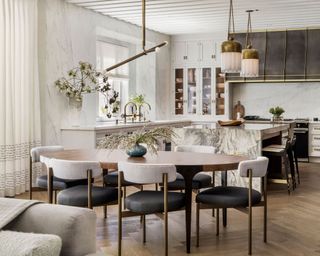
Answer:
18;162;320;256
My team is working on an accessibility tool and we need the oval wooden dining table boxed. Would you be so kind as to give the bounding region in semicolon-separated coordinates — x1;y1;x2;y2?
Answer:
40;149;248;253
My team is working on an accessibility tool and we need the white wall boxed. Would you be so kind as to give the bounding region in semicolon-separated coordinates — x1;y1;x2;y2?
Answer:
38;0;171;145
232;82;320;119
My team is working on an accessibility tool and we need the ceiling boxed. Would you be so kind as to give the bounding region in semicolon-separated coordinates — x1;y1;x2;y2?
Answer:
66;0;320;35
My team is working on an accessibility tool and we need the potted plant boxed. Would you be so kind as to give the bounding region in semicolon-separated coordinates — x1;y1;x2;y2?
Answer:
98;126;177;157
269;106;285;121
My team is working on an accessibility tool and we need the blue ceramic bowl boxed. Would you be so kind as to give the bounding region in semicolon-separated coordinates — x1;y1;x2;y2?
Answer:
126;144;147;157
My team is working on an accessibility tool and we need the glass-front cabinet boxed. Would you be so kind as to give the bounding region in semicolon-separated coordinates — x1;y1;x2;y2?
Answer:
187;68;197;114
173;66;226;118
201;68;212;115
174;69;184;115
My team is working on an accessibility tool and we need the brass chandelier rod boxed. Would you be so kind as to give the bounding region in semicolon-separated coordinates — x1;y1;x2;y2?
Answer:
106;0;167;73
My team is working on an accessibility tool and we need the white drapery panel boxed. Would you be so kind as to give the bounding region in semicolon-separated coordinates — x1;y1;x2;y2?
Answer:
0;0;41;197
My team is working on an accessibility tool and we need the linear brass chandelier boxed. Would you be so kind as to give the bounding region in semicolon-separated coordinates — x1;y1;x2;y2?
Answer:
241;10;259;77
221;0;242;73
106;0;168;73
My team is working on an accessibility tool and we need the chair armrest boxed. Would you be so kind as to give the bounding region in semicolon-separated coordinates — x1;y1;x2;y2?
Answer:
4;203;96;256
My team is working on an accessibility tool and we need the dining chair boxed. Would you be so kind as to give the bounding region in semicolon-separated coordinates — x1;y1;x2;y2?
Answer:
166;145;216;191
117;162;186;256
30;146;89;202
195;156;269;255
48;159;118;215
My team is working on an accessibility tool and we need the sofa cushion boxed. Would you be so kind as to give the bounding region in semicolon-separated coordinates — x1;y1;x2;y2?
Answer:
4;203;97;256
0;230;61;256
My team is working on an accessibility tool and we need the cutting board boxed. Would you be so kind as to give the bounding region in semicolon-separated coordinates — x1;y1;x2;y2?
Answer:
233;101;245;119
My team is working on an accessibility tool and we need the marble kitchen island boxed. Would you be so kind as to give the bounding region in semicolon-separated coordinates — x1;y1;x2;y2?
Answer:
174;122;290;158
174;122;291;190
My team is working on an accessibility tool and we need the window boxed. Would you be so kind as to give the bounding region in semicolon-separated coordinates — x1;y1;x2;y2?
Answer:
96;40;129;119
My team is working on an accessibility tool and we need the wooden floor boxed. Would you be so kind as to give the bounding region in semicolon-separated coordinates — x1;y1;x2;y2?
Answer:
18;162;320;256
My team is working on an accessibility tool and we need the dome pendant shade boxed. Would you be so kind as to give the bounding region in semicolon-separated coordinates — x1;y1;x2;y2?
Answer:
241;48;259;77
221;39;242;73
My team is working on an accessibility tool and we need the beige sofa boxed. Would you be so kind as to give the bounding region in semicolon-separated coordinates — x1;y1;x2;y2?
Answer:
3;202;97;256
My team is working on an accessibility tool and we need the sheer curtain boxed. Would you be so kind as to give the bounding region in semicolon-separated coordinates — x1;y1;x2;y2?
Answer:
0;0;41;197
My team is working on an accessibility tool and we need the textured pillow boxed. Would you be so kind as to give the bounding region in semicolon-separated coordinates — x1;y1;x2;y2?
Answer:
0;230;62;256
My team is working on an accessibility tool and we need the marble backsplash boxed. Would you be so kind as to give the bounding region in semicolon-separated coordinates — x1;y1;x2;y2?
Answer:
232;82;320;119
38;0;171;145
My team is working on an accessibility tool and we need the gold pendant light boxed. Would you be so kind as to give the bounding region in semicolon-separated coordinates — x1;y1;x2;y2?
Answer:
241;10;259;78
221;0;242;73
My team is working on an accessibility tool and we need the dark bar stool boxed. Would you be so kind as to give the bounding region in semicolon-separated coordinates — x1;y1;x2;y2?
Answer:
262;138;293;194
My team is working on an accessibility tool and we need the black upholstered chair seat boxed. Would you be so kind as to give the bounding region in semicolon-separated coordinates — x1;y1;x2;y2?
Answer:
196;186;261;208
167;173;212;190
125;191;185;214
104;172;136;186
57;185;118;207
36;175;89;190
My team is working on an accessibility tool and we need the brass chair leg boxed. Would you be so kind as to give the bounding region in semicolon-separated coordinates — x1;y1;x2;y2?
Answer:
142;215;146;243
248;169;253;255
48;167;53;204
163;173;168;256
29;157;33;200
118;173;123;256
216;208;219;236
263;176;267;243
196;203;200;247
123;187;127;209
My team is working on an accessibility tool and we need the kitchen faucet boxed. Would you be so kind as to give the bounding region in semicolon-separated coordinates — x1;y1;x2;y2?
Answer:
121;102;138;123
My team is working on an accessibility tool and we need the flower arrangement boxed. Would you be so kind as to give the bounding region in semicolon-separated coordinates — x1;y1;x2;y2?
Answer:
55;61;119;117
98;126;177;155
269;106;285;118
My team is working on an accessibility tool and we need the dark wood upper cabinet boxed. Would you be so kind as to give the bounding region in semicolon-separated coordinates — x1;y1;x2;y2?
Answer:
226;28;320;82
306;29;320;80
247;32;266;81
265;31;286;80
285;30;306;80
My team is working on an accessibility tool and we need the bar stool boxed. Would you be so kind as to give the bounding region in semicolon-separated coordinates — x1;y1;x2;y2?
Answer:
262;139;293;193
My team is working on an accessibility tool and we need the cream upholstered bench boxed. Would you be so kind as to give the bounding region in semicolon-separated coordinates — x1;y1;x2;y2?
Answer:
3;202;97;256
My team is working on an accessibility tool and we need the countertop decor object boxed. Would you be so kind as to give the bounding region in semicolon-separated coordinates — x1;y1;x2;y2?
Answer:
269;106;285;121
233;100;245;119
218;120;244;126
97;126;177;157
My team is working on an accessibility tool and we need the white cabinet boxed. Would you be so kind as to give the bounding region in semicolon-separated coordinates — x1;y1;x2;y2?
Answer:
309;123;320;158
172;40;217;66
199;40;217;64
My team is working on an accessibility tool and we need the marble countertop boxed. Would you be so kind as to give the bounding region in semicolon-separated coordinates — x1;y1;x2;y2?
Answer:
61;120;192;131
184;122;290;133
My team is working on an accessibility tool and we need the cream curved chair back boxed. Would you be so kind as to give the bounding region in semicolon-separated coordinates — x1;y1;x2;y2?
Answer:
49;159;102;180
118;162;176;184
239;157;269;178
174;145;216;154
31;146;64;163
